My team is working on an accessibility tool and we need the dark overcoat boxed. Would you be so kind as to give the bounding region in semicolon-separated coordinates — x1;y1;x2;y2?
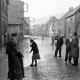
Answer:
6;40;23;79
30;42;39;54
30;41;40;60
65;38;72;56
71;37;79;58
65;38;71;51
56;36;63;48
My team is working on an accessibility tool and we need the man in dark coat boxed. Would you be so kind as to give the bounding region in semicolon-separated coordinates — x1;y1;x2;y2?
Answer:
30;39;40;66
6;38;23;80
65;35;72;63
71;32;79;66
55;35;63;57
6;38;13;79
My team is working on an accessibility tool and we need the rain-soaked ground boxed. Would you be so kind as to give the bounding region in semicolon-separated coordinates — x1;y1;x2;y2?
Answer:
22;37;80;80
0;37;80;80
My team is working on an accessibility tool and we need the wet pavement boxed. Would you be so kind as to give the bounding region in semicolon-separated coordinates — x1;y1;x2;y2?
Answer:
1;37;80;80
0;47;8;80
22;37;80;80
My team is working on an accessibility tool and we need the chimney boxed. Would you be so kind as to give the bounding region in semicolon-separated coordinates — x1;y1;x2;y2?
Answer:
69;8;71;11
71;7;73;10
69;7;73;12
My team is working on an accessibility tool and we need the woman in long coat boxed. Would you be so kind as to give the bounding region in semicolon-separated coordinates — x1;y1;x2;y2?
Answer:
65;35;72;63
30;39;40;66
6;38;23;80
71;32;79;66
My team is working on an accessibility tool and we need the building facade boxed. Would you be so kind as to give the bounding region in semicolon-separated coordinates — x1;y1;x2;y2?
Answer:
8;0;24;40
59;5;80;38
46;16;58;37
23;17;30;35
0;0;9;46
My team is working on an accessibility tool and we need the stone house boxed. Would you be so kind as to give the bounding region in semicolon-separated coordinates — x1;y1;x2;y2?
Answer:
59;5;80;38
8;0;24;40
46;16;58;37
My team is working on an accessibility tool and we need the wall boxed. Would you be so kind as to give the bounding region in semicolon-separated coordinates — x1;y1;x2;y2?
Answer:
8;0;24;24
8;0;24;40
0;0;9;46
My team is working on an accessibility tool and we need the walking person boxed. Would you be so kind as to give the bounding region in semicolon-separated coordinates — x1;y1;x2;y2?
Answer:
55;35;63;57
29;39;40;66
71;32;79;66
6;37;23;80
65;35;72;63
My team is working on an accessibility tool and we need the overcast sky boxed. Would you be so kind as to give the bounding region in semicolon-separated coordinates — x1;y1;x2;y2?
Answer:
21;0;80;18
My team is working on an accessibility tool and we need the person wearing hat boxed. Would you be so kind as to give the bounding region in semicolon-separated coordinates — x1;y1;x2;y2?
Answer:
29;39;40;66
71;32;79;66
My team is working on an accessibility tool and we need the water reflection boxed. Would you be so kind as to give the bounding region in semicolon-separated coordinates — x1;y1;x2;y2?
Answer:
23;37;52;67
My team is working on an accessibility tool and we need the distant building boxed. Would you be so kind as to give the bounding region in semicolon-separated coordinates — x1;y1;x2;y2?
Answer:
0;0;9;46
40;24;47;36
59;5;80;38
46;16;58;37
31;16;59;37
54;19;65;36
31;24;40;36
23;17;30;35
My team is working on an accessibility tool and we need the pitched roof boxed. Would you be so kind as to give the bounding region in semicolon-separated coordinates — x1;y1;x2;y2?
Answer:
24;17;30;24
59;5;80;20
59;11;70;20
46;16;58;24
67;5;80;18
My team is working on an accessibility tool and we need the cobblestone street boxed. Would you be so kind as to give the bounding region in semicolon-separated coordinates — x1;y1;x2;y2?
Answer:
0;0;80;79
1;37;80;80
22;37;80;80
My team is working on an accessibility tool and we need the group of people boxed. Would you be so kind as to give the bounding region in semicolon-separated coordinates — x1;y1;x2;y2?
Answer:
6;34;40;80
54;32;79;66
6;32;79;79
65;32;79;66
